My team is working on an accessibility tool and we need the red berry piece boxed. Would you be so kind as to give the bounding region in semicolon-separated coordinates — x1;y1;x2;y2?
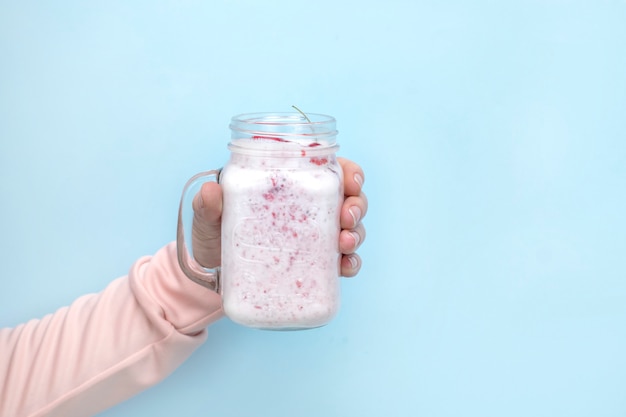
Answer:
251;135;289;143
309;157;328;166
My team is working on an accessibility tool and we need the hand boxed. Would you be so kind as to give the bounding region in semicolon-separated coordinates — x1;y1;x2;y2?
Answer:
336;157;368;277
191;158;367;277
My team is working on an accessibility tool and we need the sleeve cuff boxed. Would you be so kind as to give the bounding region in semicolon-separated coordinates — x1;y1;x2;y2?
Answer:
131;242;224;334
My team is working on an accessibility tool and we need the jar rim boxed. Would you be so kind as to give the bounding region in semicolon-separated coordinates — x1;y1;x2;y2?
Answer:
230;112;338;142
230;112;336;126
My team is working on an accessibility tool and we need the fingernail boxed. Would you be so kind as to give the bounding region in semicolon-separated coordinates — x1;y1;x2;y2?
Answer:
354;173;364;188
350;231;361;248
348;255;358;269
349;206;362;227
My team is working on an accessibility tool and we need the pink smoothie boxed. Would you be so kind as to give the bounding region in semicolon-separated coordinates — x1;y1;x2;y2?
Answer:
220;138;343;329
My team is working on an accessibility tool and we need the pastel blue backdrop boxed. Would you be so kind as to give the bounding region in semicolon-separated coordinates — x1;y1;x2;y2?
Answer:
1;1;625;416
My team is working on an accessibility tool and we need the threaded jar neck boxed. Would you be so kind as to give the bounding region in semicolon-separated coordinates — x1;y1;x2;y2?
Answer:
229;112;337;146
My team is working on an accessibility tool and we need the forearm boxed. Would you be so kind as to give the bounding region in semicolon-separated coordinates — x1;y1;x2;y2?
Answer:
0;242;223;417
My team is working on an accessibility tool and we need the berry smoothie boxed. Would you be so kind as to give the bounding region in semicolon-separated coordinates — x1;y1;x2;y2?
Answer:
220;138;343;329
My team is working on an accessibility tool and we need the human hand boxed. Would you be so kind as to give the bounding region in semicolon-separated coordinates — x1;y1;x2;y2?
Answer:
191;157;367;278
336;157;368;277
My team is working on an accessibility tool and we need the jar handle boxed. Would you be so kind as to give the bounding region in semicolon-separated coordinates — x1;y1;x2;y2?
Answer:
176;169;221;292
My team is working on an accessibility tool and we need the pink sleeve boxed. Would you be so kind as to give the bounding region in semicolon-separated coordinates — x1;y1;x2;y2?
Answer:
0;242;224;417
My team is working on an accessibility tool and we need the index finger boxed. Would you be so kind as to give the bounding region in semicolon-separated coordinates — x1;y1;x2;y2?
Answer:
338;157;365;197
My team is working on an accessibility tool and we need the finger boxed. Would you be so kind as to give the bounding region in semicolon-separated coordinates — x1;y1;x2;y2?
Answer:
340;253;361;277
338;157;365;197
191;182;223;268
192;181;223;223
340;192;369;229
339;222;366;255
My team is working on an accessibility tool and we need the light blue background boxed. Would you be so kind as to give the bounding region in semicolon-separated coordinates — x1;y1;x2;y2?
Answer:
1;1;625;416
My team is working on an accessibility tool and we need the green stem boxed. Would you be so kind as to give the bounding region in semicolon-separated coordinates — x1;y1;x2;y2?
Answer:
292;105;312;124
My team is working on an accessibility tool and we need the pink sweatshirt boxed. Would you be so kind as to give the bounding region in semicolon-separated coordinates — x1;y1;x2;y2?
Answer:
0;242;224;417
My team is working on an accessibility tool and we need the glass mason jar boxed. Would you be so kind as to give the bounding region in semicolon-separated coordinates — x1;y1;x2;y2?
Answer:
177;112;343;330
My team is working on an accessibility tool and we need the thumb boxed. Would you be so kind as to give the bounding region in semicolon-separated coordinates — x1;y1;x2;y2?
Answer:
191;181;223;268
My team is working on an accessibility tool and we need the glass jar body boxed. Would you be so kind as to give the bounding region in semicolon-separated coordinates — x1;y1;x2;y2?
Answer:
220;146;343;329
